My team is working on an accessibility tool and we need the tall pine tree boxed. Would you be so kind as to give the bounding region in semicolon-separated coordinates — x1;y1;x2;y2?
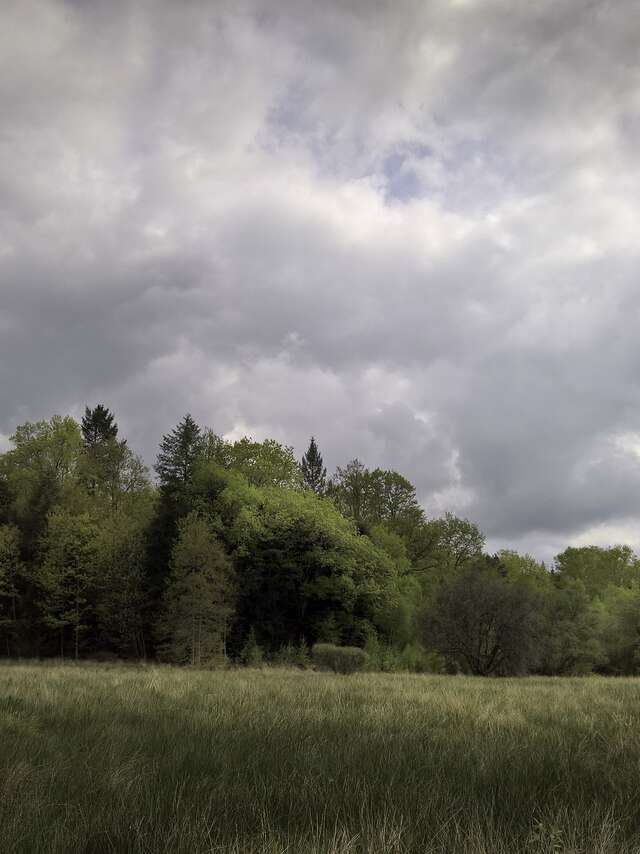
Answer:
155;513;234;665
301;437;327;495
81;405;118;447
146;415;205;609
155;414;202;493
80;405;128;500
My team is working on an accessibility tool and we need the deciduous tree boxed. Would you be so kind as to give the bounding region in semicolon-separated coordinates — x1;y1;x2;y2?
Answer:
420;558;540;675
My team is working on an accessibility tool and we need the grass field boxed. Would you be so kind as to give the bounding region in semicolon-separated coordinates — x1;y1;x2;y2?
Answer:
1;665;640;853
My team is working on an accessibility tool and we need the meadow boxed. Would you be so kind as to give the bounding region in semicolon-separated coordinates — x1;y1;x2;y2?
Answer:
1;664;639;853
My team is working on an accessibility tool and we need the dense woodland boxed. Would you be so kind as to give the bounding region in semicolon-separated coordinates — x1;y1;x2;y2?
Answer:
1;405;640;676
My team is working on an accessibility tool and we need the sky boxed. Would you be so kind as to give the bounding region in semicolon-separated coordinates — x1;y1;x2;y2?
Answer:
1;0;640;562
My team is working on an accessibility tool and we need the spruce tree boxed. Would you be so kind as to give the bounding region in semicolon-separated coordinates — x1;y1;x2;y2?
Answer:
146;415;204;609
155;513;234;665
82;405;118;447
81;405;127;499
301;436;327;495
155;414;202;492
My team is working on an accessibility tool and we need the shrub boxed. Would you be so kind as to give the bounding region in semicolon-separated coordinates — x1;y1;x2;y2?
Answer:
363;638;445;673
397;643;446;674
295;640;311;669
240;628;264;667
272;641;311;669
311;643;368;674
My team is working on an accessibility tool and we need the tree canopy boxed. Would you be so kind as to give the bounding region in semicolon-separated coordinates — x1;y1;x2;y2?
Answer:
0;406;638;675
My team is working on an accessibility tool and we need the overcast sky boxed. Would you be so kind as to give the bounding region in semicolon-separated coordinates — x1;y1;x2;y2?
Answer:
2;0;640;561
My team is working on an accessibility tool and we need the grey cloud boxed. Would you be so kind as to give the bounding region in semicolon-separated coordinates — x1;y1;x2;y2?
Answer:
1;0;640;560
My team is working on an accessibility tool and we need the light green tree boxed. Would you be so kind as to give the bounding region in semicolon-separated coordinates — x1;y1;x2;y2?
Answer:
1;417;84;547
39;510;99;659
554;546;640;597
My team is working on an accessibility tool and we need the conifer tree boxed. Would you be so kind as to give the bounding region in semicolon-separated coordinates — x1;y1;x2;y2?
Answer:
301;436;327;495
155;414;202;492
81;405;118;447
146;415;204;605
81;405;129;500
155;513;234;665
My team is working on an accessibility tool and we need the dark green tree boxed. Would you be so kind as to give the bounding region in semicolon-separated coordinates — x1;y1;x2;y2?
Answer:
328;461;426;539
301;436;327;495
420;557;541;676
598;587;640;675
156;513;234;665
155;414;202;495
39;510;100;660
539;578;604;675
0;524;24;656
93;495;154;658
81;405;118;447
146;415;205;624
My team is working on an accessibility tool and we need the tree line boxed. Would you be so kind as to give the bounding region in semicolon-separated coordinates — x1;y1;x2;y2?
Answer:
1;405;639;675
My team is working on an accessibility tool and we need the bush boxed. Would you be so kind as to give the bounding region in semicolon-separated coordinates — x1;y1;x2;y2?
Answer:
240;628;264;667
363;637;445;673
311;643;368;674
397;643;446;674
272;641;311;669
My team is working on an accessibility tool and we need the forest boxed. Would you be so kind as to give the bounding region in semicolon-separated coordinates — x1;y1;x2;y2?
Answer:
1;405;639;676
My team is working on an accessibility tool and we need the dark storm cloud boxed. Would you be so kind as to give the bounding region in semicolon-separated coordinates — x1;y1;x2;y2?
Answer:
1;0;640;560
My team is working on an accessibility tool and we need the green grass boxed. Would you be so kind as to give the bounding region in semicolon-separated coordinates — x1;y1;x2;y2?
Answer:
1;665;640;853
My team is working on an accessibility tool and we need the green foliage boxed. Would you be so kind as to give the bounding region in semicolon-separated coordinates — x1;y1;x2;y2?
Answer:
597;586;640;675
0;524;23;654
81;404;118;447
148;414;205;601
311;642;368;674
5;403;640;677
240;627;264;667
301;436;327;494
328;461;424;537
272;640;311;668
421;558;541;675
93;498;154;658
228;484;400;650
39;510;100;659
155;414;203;495
226;437;303;489
539;579;605;675
156;513;234;666
498;549;552;591
421;512;486;584
363;636;442;673
397;642;446;673
314;612;342;644
1;416;84;549
554;545;640;597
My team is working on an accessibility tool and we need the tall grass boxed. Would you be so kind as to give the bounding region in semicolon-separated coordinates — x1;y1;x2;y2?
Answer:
1;663;639;852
